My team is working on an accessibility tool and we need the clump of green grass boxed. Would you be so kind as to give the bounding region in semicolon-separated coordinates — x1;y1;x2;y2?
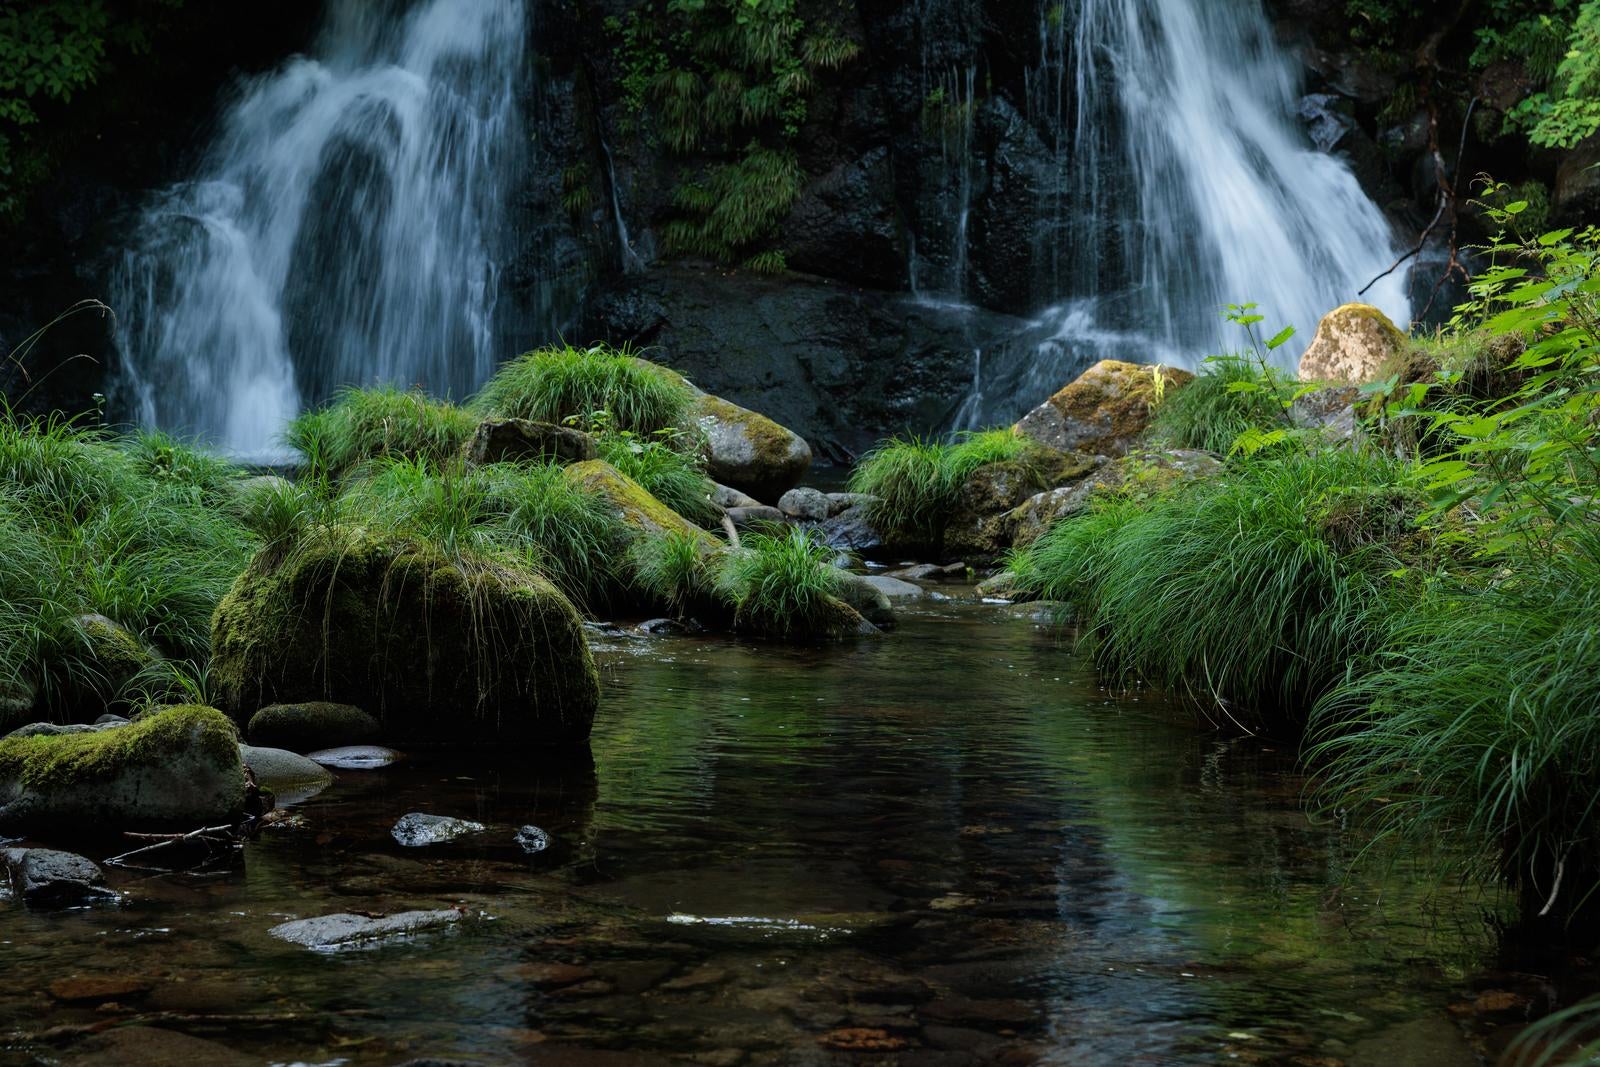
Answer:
1148;353;1295;454
1310;540;1600;928
286;386;477;480
595;434;719;528
849;428;1032;544
472;343;693;435
476;461;628;609
628;530;718;617
1007;447;1432;727
713;528;851;639
0;417;255;717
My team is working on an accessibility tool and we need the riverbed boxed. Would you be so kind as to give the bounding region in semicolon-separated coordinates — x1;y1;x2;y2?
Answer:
1;589;1499;1065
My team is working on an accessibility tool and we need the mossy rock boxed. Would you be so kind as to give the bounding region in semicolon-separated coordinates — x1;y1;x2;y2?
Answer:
0;675;38;734
0;705;244;834
564;460;719;548
1296;303;1407;384
942;449;1101;560
463;418;597;466
734;594;877;642
689;394;813;503
211;531;599;749
246;702;381;752
1014;360;1194;458
67;614;161;709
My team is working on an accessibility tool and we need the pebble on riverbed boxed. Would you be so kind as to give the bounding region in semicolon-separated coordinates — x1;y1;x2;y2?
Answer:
391;812;486;847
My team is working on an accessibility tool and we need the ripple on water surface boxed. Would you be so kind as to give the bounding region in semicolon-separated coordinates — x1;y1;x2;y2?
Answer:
0;593;1495;1065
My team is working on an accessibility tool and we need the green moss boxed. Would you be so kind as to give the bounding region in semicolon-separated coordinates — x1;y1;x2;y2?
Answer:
0;704;238;794
564;460;719;546
211;528;599;747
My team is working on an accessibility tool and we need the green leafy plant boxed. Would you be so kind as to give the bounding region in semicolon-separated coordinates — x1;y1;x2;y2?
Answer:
1149;352;1297;454
849;428;1034;545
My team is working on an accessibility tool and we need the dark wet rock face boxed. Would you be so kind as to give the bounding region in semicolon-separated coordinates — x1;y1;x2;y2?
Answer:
2;847;118;907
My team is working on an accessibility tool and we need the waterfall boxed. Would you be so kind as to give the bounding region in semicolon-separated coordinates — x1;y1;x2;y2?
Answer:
110;0;532;459
1043;0;1408;347
959;0;1410;428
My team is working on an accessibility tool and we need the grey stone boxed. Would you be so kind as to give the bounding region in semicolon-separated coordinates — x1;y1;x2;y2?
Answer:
239;744;333;805
836;573;895;628
857;575;925;600
515;825;551;854
711;483;761;510
824;491;875;517
689;393;813;502
391;812;486;847
777;486;831;521
725;505;786;532
885;562;967;580
464;418;596;466
2;847;118;907
816;504;884;555
307;745;404;770
269;908;463;951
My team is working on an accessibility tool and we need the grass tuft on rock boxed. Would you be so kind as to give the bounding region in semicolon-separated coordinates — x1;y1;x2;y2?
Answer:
286;386;477;480
713;528;856;640
1006;447;1432;727
628;530;718;617
1147;353;1295;454
473;343;693;436
849;429;1033;543
595;434;719;528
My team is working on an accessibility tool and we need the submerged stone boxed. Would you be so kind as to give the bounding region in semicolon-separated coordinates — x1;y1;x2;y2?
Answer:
2;847;119;907
514;825;551;853
238;745;333;805
269;908;464;951
0;705;244;834
307;745;404;770
391;812;487;847
211;530;599;749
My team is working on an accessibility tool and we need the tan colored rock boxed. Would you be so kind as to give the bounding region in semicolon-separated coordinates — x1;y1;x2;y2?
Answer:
1296;303;1407;384
1014;360;1194;457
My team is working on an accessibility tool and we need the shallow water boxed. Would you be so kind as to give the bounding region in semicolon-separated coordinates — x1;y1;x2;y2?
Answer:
2;591;1498;1065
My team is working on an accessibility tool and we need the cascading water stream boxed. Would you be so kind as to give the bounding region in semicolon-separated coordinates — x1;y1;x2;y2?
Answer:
111;0;531;459
960;0;1412;427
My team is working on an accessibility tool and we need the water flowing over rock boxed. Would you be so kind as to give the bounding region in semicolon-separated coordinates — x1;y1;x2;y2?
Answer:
110;0;543;458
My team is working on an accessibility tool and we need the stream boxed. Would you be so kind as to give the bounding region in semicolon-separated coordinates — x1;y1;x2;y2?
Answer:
1;590;1498;1065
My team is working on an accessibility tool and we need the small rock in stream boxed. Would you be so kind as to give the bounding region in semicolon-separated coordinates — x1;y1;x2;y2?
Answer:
2;847;119;907
391;812;486;847
307;744;404;770
269;908;464;951
515;825;551;854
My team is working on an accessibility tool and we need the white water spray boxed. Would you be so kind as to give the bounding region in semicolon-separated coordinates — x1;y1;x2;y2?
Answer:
111;0;530;458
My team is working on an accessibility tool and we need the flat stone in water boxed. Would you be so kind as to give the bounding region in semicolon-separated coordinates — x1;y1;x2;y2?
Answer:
391;812;486;847
269;909;463;952
2;847;119;907
515;825;551;853
307;745;404;770
239;744;333;806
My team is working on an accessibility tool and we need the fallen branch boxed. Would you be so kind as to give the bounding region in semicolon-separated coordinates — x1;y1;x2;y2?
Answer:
105;823;243;871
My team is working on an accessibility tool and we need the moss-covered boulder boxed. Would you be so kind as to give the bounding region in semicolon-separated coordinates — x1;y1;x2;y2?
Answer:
689;394;813;502
942;449;1103;560
1014;360;1194;457
211;532;599;749
1003;449;1223;549
463;418;597;467
0;705;245;833
69;614;161;706
246;702;380;752
1296;303;1407;384
564;460;719;548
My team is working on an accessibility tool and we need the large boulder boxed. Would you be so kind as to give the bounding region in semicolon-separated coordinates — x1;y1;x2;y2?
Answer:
563;460;719;547
690;393;813;502
1014;360;1194;457
1296;303;1407;384
211;532;599;749
943;449;1102;560
463;418;597;467
1003;449;1223;548
0;705;245;834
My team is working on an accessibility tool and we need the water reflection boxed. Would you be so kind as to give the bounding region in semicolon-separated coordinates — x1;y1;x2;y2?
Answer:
0;592;1495;1064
